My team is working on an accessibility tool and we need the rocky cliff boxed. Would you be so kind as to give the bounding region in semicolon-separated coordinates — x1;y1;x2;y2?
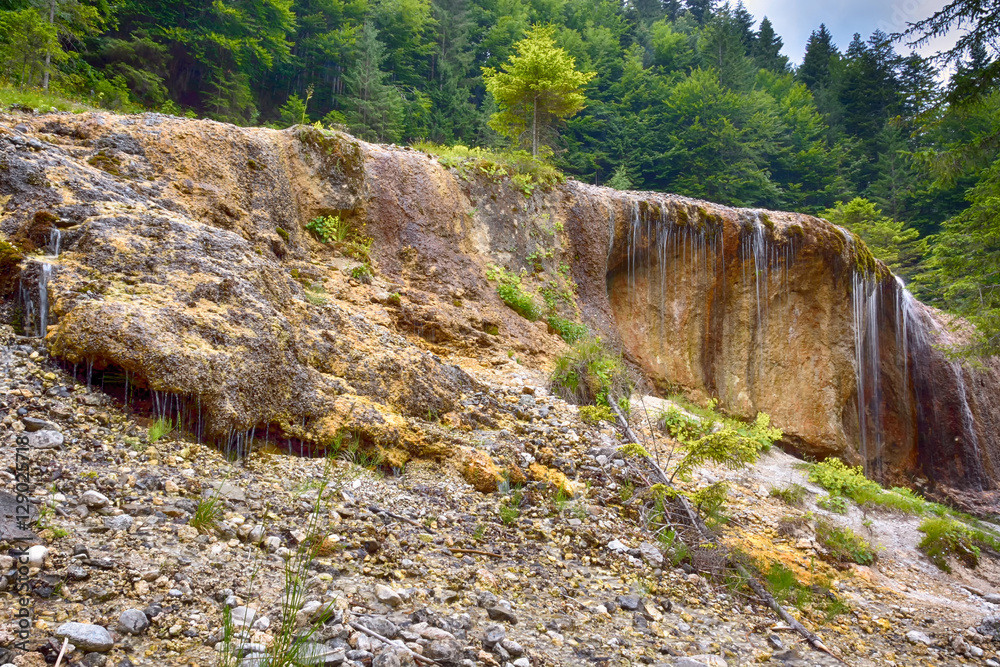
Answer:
2;112;998;496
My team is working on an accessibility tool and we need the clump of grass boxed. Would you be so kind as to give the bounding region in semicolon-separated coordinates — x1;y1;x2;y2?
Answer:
0;85;98;113
551;337;632;407
917;517;996;572
487;265;540;320
770;483;807;507
147;417;173;444
763;562;849;620
578;405;615;425
547;314;587;343
190;493;224;533
815;518;877;565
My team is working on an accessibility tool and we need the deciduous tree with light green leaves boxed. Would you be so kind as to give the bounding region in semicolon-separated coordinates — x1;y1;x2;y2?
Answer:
481;24;595;157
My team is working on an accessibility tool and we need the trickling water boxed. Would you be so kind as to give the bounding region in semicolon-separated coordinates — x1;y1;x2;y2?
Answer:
851;271;883;476
38;263;52;338
48;228;61;257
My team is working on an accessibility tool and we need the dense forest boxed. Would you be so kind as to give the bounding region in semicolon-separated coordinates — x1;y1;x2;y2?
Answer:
0;0;998;354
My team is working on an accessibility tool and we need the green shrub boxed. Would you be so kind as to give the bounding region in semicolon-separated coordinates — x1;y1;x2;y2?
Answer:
770;483;807;507
578;405;616;425
918;518;983;572
808;459;881;500
815;518;877;565
306;215;349;243
818;494;849;514
547;315;588;343
413;142;564;192
350;264;373;284
551;337;632;407
487;265;540;320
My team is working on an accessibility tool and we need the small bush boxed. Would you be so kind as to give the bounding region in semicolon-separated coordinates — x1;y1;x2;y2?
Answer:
547;315;588;343
578;405;615;425
306;215;349;243
818;493;849;514
809;458;881;500
350;264;373;284
815;518;877;565
551;337;632;407
770;483;807;507
413;142;564;192
918;518;983;572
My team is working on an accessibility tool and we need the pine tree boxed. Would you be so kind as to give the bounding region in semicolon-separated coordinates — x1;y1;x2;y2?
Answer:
799;24;836;91
344;21;404;143
753;17;788;73
684;0;712;24
698;3;755;90
823;197;919;273
482;24;595;157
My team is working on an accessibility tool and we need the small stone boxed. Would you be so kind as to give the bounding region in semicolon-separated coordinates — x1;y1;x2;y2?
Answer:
500;639;524;656
616;594;640;611
486;606;517;624
230;607;258;628
118;609;149;635
26;545;48;568
906;630;933;646
29;430;63;449
638;542;663;568
483;624;505;647
80;491;110;508
105;515;133;532
54;622;114;652
375;584;403;607
513;658;530;667
372;652;401;667
22;417;54;431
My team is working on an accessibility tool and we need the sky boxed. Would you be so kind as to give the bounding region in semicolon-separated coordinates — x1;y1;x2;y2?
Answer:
739;0;963;65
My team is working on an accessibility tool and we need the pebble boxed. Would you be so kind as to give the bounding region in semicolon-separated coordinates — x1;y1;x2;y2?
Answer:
118;609;150;635
29;429;64;449
26;545;48;568
375;583;403;607
54;622;114;652
906;630;933;645
80;490;111;508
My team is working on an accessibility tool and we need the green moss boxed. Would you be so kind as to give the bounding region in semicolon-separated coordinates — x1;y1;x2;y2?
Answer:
0;239;23;295
275;227;289;242
87;150;123;176
759;213;775;230
788;224;805;238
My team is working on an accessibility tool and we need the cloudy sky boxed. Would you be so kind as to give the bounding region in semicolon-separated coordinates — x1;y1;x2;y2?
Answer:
738;0;962;64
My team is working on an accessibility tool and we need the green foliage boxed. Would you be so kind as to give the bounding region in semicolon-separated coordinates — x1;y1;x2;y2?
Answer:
414;142;564;191
482;24;595;157
305;215;347;243
808;458;882;501
189;493;224;533
815;518;877;565
578;404;615;425
769;483;807;507
605;164;632;190
344;21;404;143
551;337;632;407
487;265;540;320
350;264;373;283
147;417;173;444
817;494;849;514
918;517;983;572
822;197;920;272
690;481;730;528
546;315;587;343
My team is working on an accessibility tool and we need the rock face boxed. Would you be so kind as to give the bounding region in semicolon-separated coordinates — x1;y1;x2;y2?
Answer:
2;112;998;494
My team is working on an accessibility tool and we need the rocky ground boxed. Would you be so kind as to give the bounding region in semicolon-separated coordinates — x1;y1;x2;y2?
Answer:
3;325;1000;667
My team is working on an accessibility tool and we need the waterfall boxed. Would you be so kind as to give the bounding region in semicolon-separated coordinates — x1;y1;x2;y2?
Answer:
851;271;883;476
48;228;61;257
38;263;52;338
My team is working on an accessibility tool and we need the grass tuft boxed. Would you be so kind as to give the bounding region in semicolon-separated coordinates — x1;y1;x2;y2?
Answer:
147;417;173;444
815;518;877;565
769;483;807;507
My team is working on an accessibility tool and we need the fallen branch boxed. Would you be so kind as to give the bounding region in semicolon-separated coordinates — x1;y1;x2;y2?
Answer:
53;638;69;667
368;505;430;532
349;621;441;666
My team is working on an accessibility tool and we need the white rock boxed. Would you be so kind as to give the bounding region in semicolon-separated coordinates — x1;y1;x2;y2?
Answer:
55;622;114;652
26;545;48;568
375;584;403;607
80;490;110;508
606;539;629;553
906;630;933;645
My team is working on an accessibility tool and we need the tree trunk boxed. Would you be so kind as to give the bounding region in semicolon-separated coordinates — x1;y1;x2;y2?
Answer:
43;0;56;92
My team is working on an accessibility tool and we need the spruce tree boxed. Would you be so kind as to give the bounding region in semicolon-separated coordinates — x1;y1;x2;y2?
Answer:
798;24;836;91
753;17;788;73
684;0;713;24
344;21;404;143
